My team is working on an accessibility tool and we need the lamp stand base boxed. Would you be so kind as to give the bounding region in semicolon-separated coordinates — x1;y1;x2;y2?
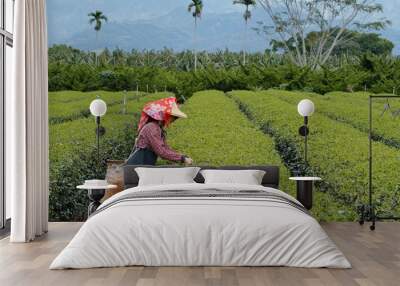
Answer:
358;204;400;231
87;189;105;217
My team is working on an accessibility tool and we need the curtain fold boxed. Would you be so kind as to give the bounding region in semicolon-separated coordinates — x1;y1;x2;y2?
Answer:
9;0;49;242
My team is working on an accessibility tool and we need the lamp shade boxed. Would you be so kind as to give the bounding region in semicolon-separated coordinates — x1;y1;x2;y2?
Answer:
90;99;107;117
297;99;315;117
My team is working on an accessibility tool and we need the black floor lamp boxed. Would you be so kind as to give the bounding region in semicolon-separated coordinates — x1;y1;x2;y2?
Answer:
89;98;107;166
297;99;315;166
358;94;400;231
290;99;320;210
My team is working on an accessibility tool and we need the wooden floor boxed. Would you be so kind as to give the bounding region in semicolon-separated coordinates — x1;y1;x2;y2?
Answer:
0;222;399;286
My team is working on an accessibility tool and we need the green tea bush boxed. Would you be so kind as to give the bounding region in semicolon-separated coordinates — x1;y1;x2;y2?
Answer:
49;128;135;221
49;90;144;124
231;90;400;219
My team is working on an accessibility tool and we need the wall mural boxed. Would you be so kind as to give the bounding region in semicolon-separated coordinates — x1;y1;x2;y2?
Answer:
47;1;400;224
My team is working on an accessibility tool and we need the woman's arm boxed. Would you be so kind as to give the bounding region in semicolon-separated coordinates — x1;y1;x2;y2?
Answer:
144;124;185;162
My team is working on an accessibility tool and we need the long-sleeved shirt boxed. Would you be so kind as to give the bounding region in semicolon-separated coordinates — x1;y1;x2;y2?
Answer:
136;122;183;162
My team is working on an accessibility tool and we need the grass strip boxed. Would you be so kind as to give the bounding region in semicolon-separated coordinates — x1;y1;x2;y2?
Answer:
49;90;145;124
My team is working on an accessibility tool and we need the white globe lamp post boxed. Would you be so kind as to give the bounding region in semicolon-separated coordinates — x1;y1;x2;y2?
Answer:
89;98;107;165
297;99;315;165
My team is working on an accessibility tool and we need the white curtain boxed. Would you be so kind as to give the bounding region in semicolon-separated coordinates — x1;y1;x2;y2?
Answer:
8;0;49;242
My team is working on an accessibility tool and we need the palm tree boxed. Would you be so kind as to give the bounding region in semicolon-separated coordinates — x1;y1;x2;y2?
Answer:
233;0;256;65
188;0;203;71
88;10;108;65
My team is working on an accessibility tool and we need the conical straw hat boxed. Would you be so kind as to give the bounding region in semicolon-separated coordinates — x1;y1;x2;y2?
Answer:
170;102;187;118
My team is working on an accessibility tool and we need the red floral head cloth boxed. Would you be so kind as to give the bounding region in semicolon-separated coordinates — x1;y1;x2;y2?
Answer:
138;97;186;131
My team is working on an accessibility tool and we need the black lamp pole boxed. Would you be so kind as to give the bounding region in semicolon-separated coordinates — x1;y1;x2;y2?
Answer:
304;116;308;164
298;116;310;169
96;116;101;166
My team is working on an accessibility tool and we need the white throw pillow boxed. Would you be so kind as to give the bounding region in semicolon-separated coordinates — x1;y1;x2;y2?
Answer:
200;169;266;185
135;167;201;186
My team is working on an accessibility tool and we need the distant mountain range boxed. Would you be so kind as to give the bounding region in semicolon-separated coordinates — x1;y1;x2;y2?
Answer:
47;0;400;54
48;4;268;52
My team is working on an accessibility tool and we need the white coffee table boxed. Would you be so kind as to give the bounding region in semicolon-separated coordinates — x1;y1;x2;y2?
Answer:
289;177;322;210
77;182;117;216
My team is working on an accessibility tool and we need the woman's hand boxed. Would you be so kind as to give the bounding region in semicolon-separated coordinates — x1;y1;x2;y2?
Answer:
184;157;193;165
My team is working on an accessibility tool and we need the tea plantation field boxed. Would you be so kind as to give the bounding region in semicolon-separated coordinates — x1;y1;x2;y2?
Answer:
49;91;172;164
229;90;400;219
49;90;173;220
49;89;400;221
166;90;347;221
270;90;400;148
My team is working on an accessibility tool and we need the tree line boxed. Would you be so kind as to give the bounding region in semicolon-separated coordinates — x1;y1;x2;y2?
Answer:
49;45;400;97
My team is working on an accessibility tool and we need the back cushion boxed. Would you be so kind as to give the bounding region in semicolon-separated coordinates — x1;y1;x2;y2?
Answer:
135;167;201;186
200;169;266;185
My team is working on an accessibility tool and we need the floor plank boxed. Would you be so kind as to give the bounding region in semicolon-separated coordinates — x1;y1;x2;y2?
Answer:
0;222;399;286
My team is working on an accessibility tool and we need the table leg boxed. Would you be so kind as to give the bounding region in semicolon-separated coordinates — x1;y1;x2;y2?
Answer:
87;189;105;216
296;181;313;210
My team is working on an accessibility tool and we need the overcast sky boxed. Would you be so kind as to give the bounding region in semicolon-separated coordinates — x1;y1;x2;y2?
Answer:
47;0;400;53
69;0;397;18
